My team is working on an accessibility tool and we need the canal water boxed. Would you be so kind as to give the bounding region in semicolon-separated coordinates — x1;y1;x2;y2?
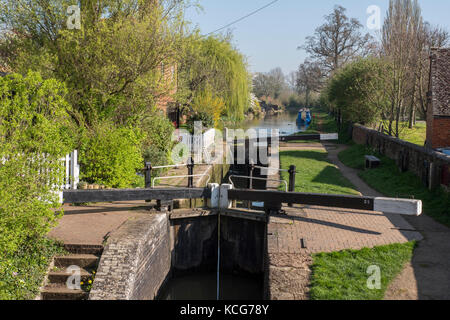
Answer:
229;110;309;135
158;273;263;300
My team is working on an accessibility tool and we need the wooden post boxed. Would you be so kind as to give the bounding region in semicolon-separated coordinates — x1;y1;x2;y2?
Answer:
288;165;296;207
188;157;194;188
145;162;152;189
247;163;255;209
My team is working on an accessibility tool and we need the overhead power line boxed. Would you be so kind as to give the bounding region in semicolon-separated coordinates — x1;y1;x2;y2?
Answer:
204;0;281;36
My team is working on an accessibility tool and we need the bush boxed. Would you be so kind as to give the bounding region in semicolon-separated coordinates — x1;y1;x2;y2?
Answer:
187;90;226;131
0;238;65;300
0;71;73;299
80;122;145;188
140;113;175;157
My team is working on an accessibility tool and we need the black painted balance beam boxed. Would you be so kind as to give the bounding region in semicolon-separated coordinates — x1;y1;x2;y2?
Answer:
62;188;211;204
227;189;422;216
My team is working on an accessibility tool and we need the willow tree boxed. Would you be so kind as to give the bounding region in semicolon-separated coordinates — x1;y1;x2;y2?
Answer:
179;34;251;121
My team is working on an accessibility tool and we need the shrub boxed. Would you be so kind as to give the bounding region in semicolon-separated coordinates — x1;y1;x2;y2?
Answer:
140;113;175;157
80;122;145;188
0;71;73;299
187;90;226;131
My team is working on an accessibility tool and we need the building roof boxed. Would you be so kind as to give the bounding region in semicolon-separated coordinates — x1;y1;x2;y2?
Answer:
430;48;450;116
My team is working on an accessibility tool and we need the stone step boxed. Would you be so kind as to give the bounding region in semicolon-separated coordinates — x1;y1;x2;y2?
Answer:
54;254;99;269
41;284;88;300
48;268;93;284
64;244;103;255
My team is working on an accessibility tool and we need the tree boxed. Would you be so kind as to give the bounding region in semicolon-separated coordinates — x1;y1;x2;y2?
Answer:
296;60;324;106
252;67;287;99
302;5;373;74
178;34;251;121
381;0;424;137
0;0;190;127
326;58;390;125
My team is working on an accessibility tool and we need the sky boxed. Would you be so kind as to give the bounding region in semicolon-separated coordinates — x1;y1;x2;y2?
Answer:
185;0;450;74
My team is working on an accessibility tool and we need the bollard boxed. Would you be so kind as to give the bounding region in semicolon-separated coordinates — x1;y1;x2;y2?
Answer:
145;162;152;189
288;165;296;207
187;157;194;188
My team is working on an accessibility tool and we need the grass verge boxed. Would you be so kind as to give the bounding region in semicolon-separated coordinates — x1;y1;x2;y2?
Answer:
0;238;65;300
338;144;450;227
310;242;416;300
279;149;360;195
399;122;426;146
289;111;337;143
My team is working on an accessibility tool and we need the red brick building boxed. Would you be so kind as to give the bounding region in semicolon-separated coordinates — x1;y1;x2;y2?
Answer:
156;61;178;123
426;48;450;149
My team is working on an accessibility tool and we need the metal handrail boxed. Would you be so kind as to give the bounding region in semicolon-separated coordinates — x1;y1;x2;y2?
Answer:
151;163;211;170
152;174;211;188
228;175;288;192
151;164;188;170
253;165;290;173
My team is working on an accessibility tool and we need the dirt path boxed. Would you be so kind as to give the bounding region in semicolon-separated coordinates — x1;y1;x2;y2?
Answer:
326;144;450;300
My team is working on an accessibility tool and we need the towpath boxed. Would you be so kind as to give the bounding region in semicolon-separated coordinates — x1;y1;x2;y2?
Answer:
266;142;424;300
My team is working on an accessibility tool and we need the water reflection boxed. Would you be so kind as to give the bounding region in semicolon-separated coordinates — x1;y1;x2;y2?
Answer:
158;273;263;300
229;111;309;136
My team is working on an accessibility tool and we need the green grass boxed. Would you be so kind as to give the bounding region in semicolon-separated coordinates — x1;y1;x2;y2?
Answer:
310;242;416;300
339;144;450;227
279;150;360;195
289;110;339;143
0;238;65;300
399;122;426;146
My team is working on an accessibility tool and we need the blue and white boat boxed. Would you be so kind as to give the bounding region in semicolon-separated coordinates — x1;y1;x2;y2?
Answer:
297;108;312;125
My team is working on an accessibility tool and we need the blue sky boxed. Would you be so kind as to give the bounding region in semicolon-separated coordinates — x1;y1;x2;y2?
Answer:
185;0;450;74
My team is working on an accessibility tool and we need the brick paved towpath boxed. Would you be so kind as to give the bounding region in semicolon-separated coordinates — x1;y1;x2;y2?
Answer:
326;144;450;300
268;143;424;300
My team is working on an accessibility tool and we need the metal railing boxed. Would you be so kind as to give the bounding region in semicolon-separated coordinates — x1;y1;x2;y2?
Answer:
228;175;288;192
152;174;211;188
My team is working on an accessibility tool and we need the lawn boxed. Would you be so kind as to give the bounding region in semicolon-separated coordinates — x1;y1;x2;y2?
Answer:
309;242;416;300
279;149;359;195
399;122;426;146
339;144;450;227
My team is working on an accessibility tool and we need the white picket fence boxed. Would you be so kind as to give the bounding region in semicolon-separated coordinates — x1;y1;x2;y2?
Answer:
61;150;80;190
0;150;79;190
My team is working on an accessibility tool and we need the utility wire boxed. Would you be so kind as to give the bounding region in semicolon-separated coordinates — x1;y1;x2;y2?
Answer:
204;0;281;36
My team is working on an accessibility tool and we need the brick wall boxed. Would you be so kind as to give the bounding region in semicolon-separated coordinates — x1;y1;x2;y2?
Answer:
353;124;450;189
89;214;170;300
156;62;178;115
426;48;450;149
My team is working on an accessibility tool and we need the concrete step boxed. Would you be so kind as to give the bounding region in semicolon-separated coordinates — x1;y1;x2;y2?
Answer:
64;244;103;255
47;268;93;284
41;284;88;300
54;254;99;269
